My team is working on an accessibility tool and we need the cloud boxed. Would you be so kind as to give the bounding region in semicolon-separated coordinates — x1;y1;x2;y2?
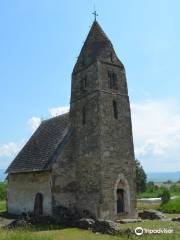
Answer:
2;101;180;172
0;141;25;170
49;106;69;117
45;102;180;171
27;107;70;134
27;117;41;132
0;107;70;170
131;99;180;171
0;142;20;158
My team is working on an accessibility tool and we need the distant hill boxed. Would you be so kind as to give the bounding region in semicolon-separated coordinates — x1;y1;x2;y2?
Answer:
0;169;6;181
147;171;180;182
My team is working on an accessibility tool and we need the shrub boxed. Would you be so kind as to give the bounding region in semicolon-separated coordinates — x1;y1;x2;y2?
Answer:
159;187;170;205
159;197;180;213
146;181;157;193
0;181;7;200
170;183;180;195
0;201;6;212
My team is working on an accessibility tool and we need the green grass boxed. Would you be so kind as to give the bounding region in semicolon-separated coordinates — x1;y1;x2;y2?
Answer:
0;199;179;240
159;197;180;213
137;195;180;214
0;223;179;240
137;182;180;199
137;201;160;211
137;192;179;198
137;198;180;215
165;213;180;219
138;192;160;198
0;200;6;212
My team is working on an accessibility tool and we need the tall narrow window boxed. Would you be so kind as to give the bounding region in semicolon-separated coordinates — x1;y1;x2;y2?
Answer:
83;76;87;88
113;100;118;119
110;52;113;62
82;106;86;125
80;76;87;92
82;54;85;66
108;72;118;90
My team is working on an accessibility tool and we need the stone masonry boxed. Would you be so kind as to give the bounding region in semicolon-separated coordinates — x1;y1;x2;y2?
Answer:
6;20;136;220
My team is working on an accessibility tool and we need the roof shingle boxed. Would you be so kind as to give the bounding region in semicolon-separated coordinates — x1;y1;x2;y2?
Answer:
6;113;71;173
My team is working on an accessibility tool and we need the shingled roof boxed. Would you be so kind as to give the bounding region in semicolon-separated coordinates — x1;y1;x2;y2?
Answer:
6;113;72;174
73;20;123;73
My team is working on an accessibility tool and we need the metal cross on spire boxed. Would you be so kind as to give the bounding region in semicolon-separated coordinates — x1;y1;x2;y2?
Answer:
92;10;98;21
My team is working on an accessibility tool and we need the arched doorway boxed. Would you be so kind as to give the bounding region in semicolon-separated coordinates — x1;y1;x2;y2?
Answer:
114;174;130;215
34;192;43;216
117;189;124;213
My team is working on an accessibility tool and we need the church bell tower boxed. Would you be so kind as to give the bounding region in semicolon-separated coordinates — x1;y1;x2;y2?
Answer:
70;20;136;219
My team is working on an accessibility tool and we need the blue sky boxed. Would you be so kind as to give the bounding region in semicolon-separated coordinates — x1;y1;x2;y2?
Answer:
0;0;180;172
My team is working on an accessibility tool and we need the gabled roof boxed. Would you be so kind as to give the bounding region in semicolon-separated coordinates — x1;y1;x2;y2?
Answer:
73;20;123;73
6;113;72;174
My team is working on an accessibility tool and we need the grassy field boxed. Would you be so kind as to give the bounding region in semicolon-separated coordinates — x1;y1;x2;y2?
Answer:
0;221;179;240
137;201;160;211
0;200;180;240
159;197;180;213
137;197;180;213
137;182;180;199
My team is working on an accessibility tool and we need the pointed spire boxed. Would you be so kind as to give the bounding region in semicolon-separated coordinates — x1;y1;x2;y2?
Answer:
83;20;112;49
73;21;122;74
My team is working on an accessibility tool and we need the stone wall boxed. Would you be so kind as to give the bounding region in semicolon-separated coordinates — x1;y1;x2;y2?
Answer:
69;59;137;220
70;62;102;216
51;133;76;211
98;61;137;219
7;171;52;215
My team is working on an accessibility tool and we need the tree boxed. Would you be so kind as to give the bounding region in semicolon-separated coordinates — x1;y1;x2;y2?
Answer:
0;181;7;200
146;181;157;193
135;159;147;193
177;179;180;183
170;183;180;194
159;187;171;205
163;180;172;184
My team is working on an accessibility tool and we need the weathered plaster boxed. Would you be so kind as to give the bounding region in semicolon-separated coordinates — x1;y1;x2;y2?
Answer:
7;171;52;215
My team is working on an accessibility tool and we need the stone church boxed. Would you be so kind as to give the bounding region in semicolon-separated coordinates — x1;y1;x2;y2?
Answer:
6;20;137;220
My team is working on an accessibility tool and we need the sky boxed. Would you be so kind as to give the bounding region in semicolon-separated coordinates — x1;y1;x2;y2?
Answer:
0;0;180;172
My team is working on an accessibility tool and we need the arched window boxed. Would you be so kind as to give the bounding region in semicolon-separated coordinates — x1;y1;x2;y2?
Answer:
82;106;86;125
113;100;118;119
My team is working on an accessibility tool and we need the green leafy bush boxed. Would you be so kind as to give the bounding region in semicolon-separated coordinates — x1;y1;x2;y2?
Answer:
170;183;180;195
135;159;147;193
159;187;170;204
138;182;164;198
159;197;180;213
138;192;159;198
0;201;6;212
0;182;7;200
